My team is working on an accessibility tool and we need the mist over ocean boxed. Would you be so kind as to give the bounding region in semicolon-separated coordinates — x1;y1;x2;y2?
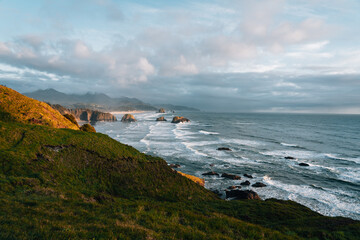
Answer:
95;111;360;220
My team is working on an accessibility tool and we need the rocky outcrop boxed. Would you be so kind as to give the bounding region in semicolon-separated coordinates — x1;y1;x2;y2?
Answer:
121;114;137;122
285;156;296;160
244;174;253;179
169;163;181;168
217;147;232;151
158;108;165;113
226;190;261;200
221;173;241;180
156;116;167;121
299;163;309;167
240;180;251;186
202;171;219;176
252;182;267;188
50;104;117;122
171;116;190;123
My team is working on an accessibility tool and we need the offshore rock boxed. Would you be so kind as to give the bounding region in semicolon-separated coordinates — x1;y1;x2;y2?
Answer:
226;190;261;200
121;114;137;122
156;116;167;121
221;173;241;180
244;174;253;179
171;116;190;123
202;171;219;176
252;182;267;188
299;163;310;167
158;108;166;113
240;180;251;186
217;147;232;151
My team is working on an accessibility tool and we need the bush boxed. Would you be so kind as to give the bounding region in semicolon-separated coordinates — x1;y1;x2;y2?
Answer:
80;123;96;132
63;114;78;126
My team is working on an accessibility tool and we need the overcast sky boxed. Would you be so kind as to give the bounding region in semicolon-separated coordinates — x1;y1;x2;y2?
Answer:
1;0;360;113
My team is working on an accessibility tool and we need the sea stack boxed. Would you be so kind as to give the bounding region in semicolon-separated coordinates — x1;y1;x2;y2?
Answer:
171;116;190;123
121;114;137;122
158;108;166;113
156;116;167;121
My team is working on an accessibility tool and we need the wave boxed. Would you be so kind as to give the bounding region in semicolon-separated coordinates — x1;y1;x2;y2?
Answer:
280;142;299;147
222;138;263;147
260;176;360;220
199;130;219;135
325;154;360;164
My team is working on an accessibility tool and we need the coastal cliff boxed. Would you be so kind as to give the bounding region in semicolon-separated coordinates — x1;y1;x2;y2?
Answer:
50;104;117;122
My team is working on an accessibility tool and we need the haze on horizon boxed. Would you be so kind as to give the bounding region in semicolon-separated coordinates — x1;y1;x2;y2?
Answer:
0;0;360;113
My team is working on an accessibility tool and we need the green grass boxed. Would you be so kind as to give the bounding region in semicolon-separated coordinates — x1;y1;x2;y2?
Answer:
0;86;79;130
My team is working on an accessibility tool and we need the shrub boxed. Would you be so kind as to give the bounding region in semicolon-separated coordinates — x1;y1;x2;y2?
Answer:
63;114;78;126
80;123;96;132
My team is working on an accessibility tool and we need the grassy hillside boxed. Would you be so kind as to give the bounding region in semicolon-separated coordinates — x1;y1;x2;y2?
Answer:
0;86;79;130
0;87;359;239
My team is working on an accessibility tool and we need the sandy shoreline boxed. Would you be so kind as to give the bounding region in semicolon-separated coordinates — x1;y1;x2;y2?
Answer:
110;110;148;114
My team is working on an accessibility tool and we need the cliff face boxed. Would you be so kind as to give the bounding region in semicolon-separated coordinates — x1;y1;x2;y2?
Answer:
71;109;117;122
50;104;117;122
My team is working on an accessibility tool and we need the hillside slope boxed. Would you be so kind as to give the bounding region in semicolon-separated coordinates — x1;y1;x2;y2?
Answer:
0;86;79;130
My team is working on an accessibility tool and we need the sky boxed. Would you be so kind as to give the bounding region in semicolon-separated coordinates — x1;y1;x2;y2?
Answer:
0;0;360;113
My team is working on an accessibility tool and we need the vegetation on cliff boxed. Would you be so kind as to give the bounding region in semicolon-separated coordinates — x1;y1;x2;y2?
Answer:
0;86;79;130
0;87;359;239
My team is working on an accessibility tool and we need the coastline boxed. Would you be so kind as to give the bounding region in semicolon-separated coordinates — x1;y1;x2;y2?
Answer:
110;110;148;114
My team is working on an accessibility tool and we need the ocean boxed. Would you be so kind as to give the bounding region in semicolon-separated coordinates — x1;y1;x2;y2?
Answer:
94;111;360;220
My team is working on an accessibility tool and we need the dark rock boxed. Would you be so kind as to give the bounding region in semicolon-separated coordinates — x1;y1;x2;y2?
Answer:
244;174;253;178
240;180;251;186
171;116;190;123
252;182;267;188
209;164;215;167
285;156;296;160
221;173;241;180
158;108;166;113
217;147;232;151
299;163;309;167
226;190;261;200
121;114;137;122
202;171;219;176
228;185;241;190
156;116;167;121
169;164;181;168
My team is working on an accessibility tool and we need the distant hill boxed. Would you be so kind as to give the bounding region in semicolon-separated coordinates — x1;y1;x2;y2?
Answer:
0;86;79;130
24;88;157;111
154;104;200;112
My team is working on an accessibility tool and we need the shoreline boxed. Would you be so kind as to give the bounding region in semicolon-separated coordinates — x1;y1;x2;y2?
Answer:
110;110;148;114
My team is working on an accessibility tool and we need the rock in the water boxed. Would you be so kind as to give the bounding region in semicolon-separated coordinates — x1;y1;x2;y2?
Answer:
252;182;267;188
169;163;181;168
299;163;309;167
285;156;296;160
240;180;251;186
156;116;167;121
202;171;219;176
226;190;261;200
121;114;137;122
221;173;241;180
217;147;232;151
209;164;215;167
158;108;166;113
244;174;253;178
171;116;190;123
227;185;241;190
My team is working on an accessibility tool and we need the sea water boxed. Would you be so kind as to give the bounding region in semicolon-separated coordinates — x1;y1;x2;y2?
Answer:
95;112;360;220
